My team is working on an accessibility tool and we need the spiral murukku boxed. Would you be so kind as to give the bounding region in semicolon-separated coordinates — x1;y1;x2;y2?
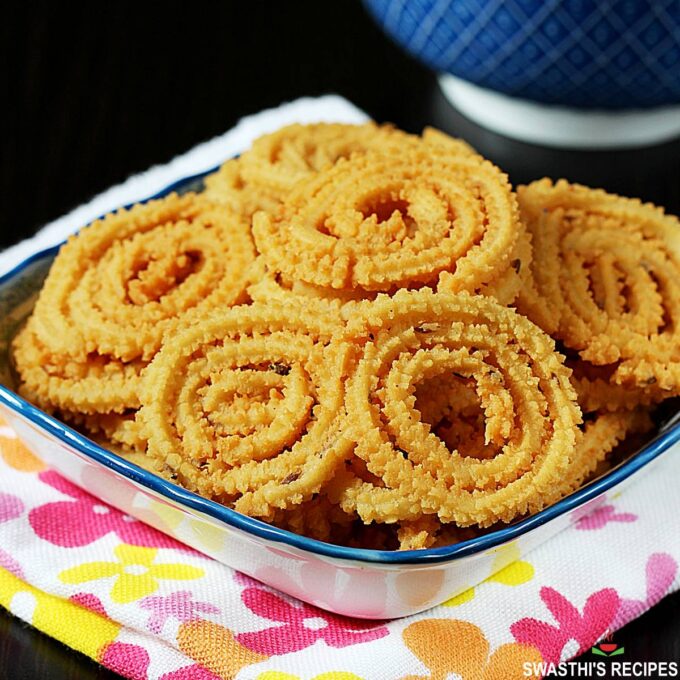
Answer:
330;288;582;528
12;319;146;415
245;257;370;315
202;158;280;218
139;303;352;519
203;122;418;216
30;193;254;363
253;147;521;297
11;120;671;551
577;409;653;479
517;179;680;399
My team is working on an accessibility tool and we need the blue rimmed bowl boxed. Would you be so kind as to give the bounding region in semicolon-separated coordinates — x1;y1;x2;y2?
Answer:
1;170;679;618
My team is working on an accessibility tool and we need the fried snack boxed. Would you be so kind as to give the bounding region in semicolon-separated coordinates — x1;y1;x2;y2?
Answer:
203;122;417;214
11;121;672;552
568;356;667;413
13;192;254;435
517;179;680;402
29;193;254;363
202;157;279;218
331;288;582;528
12;319;146;415
253;146;521;298
245;257;371;315
578;409;653;476
139;303;353;520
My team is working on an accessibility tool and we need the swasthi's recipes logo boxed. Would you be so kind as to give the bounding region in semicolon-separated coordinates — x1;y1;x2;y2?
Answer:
522;636;678;677
591;641;624;657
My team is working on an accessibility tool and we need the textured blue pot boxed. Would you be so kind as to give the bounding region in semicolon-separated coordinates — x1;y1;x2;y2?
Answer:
365;0;680;109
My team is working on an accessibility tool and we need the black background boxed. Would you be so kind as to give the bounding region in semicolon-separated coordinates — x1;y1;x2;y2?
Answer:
1;2;679;677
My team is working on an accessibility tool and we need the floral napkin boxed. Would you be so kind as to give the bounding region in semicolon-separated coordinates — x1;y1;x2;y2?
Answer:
0;97;679;680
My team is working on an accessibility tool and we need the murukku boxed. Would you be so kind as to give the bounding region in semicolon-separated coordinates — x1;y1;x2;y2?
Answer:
202;158;280;218
12;319;145;415
11;120;671;551
576;409;653;480
245;257;370;315
253;146;521;296
203;122;417;216
330;288;582;528
29;193;254;363
139;303;353;519
517;179;680;399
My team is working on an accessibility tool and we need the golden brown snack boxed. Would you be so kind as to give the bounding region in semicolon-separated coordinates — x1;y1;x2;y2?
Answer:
13;192;255;433
577;408;654;480
11;121;668;552
12;319;145;415
253;147;521;297
518;179;680;400
203;122;418;215
245;257;370;316
139;303;352;520
29;193;254;363
330;288;583;528
202;157;280;218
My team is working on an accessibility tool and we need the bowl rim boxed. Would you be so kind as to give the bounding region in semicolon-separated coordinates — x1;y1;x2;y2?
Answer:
1;168;679;566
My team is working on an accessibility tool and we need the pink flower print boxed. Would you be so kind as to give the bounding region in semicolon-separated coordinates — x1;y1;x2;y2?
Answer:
613;553;678;628
511;586;620;664
160;666;221;680
0;548;24;579
0;492;23;523
574;502;637;531
69;592;108;617
30;470;181;549
100;642;150;680
236;586;389;655
139;590;220;634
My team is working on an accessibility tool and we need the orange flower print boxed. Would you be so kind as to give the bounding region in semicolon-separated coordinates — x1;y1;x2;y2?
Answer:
401;619;542;680
177;619;267;679
0;425;45;472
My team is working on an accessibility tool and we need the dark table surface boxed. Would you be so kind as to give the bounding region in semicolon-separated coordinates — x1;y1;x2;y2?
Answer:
2;2;679;677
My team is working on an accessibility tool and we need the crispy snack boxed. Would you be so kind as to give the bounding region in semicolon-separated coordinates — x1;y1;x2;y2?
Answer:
203;122;418;215
202;157;280;218
579;409;653;475
518;179;680;401
245;257;370;315
13;192;254;433
331;288;582;528
139;303;353;519
29;193;254;363
11;122;671;551
253;147;521;297
12;319;145;415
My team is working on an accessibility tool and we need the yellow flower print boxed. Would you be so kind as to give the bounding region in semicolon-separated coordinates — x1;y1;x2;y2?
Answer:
59;544;204;603
443;543;534;607
0;566;120;660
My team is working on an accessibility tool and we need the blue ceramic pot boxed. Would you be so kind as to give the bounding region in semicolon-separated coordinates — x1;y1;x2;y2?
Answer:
365;0;680;109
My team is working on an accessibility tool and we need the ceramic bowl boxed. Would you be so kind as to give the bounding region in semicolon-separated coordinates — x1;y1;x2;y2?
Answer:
1;170;679;619
364;0;680;109
364;0;680;147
